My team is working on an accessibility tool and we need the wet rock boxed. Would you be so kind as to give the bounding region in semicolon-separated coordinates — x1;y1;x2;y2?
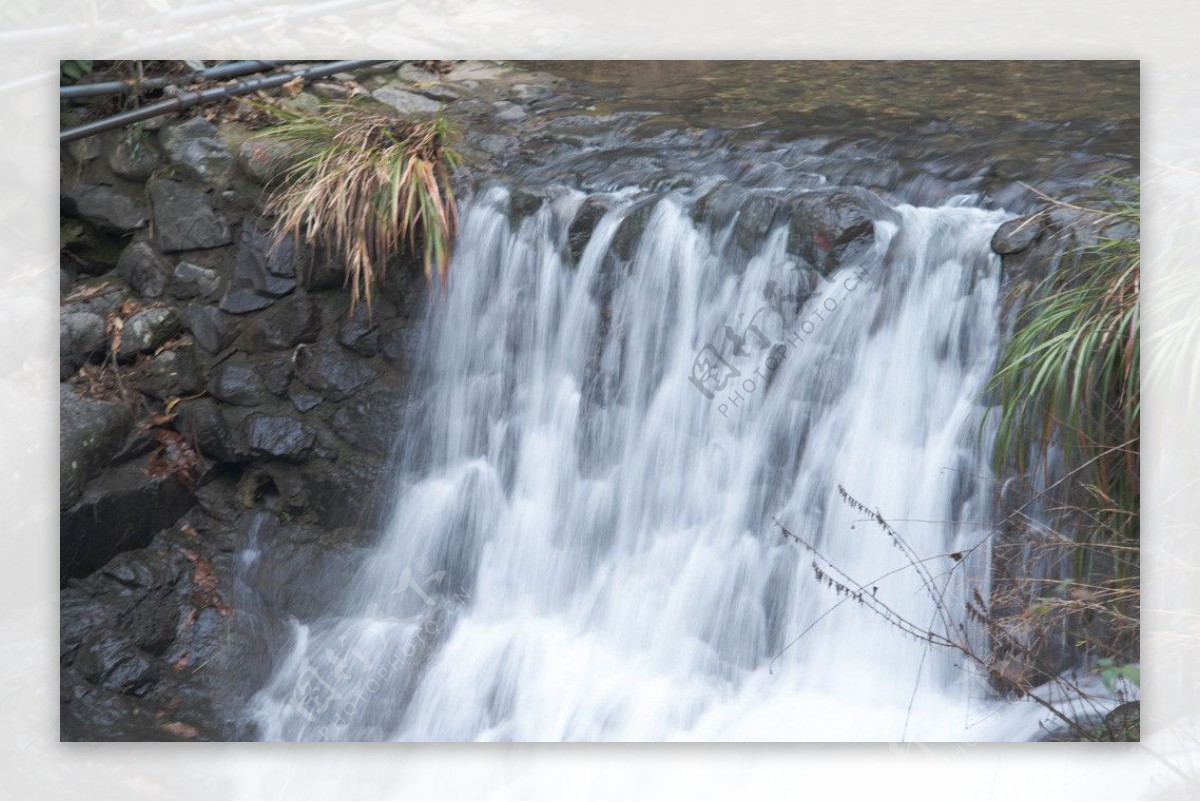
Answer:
61;184;149;235
493;101;527;123
175;398;244;462
117;307;182;358
303;457;385;528
139;349;203;400
76;633;159;696
785;186;899;275
329;387;407;455
298;253;344;292
337;304;380;357
61;386;132;509
244;414;317;461
207;361;266;406
509;187;547;220
184;302;240;354
288;386;323;413
379;323;420;370
116;240;171;299
220;226;297;313
108;134;161;181
237;136;296;184
734;193;783;252
372;85;441;116
161;117;233;184
511;83;554;102
611;200;656;260
294;343;378;401
260;356;294;397
147;178;231;252
991;215;1045;255
60;461;194;579
567;197;613;264
60;311;106;377
242;294;320;351
170;262;221;300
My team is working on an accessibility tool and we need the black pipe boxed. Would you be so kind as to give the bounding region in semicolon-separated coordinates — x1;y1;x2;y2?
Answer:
61;60;286;100
60;60;386;144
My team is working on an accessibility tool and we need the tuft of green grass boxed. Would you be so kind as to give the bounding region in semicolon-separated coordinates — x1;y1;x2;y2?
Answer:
261;102;460;311
987;181;1140;576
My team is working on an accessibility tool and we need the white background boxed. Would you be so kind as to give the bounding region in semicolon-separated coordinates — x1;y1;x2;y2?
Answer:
2;2;1196;799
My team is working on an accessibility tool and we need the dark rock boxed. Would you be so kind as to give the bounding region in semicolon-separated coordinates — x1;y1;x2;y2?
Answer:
147;179;231;252
61;386;132;509
509;188;546;220
337;304;380;356
568;197;613;264
220;226;296;313
174;399;244;463
611;200;656;261
76;633;159;696
139;349;203;400
116;240;170;299
785;186;899;275
60;461;194;579
372;85;441;115
991;215;1045;255
378;322;420;370
161;117;233;184
60;311;106;377
303;457;385;528
237;136;296;184
207;361;266;406
170;262;221;300
244;414;317;461
288;386;323;413
117;307;182;358
991;158;1032;180
184;302;240;354
329;387;407;455
294;343;378;401
259;356;294;397
298;252;344;292
242;294;320;351
108;134;161;181
734;193;783;252
61;184;149;235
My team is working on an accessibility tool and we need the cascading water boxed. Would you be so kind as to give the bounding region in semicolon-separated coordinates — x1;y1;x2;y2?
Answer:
250;177;1057;741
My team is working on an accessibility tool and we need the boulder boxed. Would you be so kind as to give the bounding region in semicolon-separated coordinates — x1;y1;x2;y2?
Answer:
733;192;783;252
219;226;297;313
60;460;194;578
116;240;171;299
336;304;380;357
991;215;1045;255
138;349;203;400
242;294;321;351
184;302;240;354
294;343;378;401
61;386;132;509
160;117;233;184
371;85;441;116
60;311;106;377
174;398;244;463
237;137;296;185
147;179;231;252
328;387;407;455
75;633;159;696
108;135;161;181
170;262;221;300
61;184;149;235
207;361;266;406
244;414;317;461
117;307;182;358
785;186;899;275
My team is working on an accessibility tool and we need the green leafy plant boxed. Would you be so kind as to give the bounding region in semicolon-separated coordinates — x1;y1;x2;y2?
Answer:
261;101;460;311
988;183;1140;574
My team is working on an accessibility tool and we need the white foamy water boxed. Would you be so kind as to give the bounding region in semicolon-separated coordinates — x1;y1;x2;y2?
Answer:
251;185;1057;741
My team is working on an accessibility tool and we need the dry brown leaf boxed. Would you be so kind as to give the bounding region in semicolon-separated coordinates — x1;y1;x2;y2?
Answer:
159;721;199;739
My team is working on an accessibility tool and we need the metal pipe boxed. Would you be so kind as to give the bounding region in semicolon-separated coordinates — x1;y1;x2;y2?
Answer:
60;60;286;100
60;60;386;144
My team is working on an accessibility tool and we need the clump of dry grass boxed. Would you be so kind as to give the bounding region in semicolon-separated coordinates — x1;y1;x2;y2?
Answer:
261;102;460;311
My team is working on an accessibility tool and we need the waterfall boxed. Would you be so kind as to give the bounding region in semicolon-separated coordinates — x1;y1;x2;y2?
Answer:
250;181;1055;741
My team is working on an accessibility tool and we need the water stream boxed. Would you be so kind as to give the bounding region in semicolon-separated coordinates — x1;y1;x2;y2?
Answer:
250;174;1058;740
